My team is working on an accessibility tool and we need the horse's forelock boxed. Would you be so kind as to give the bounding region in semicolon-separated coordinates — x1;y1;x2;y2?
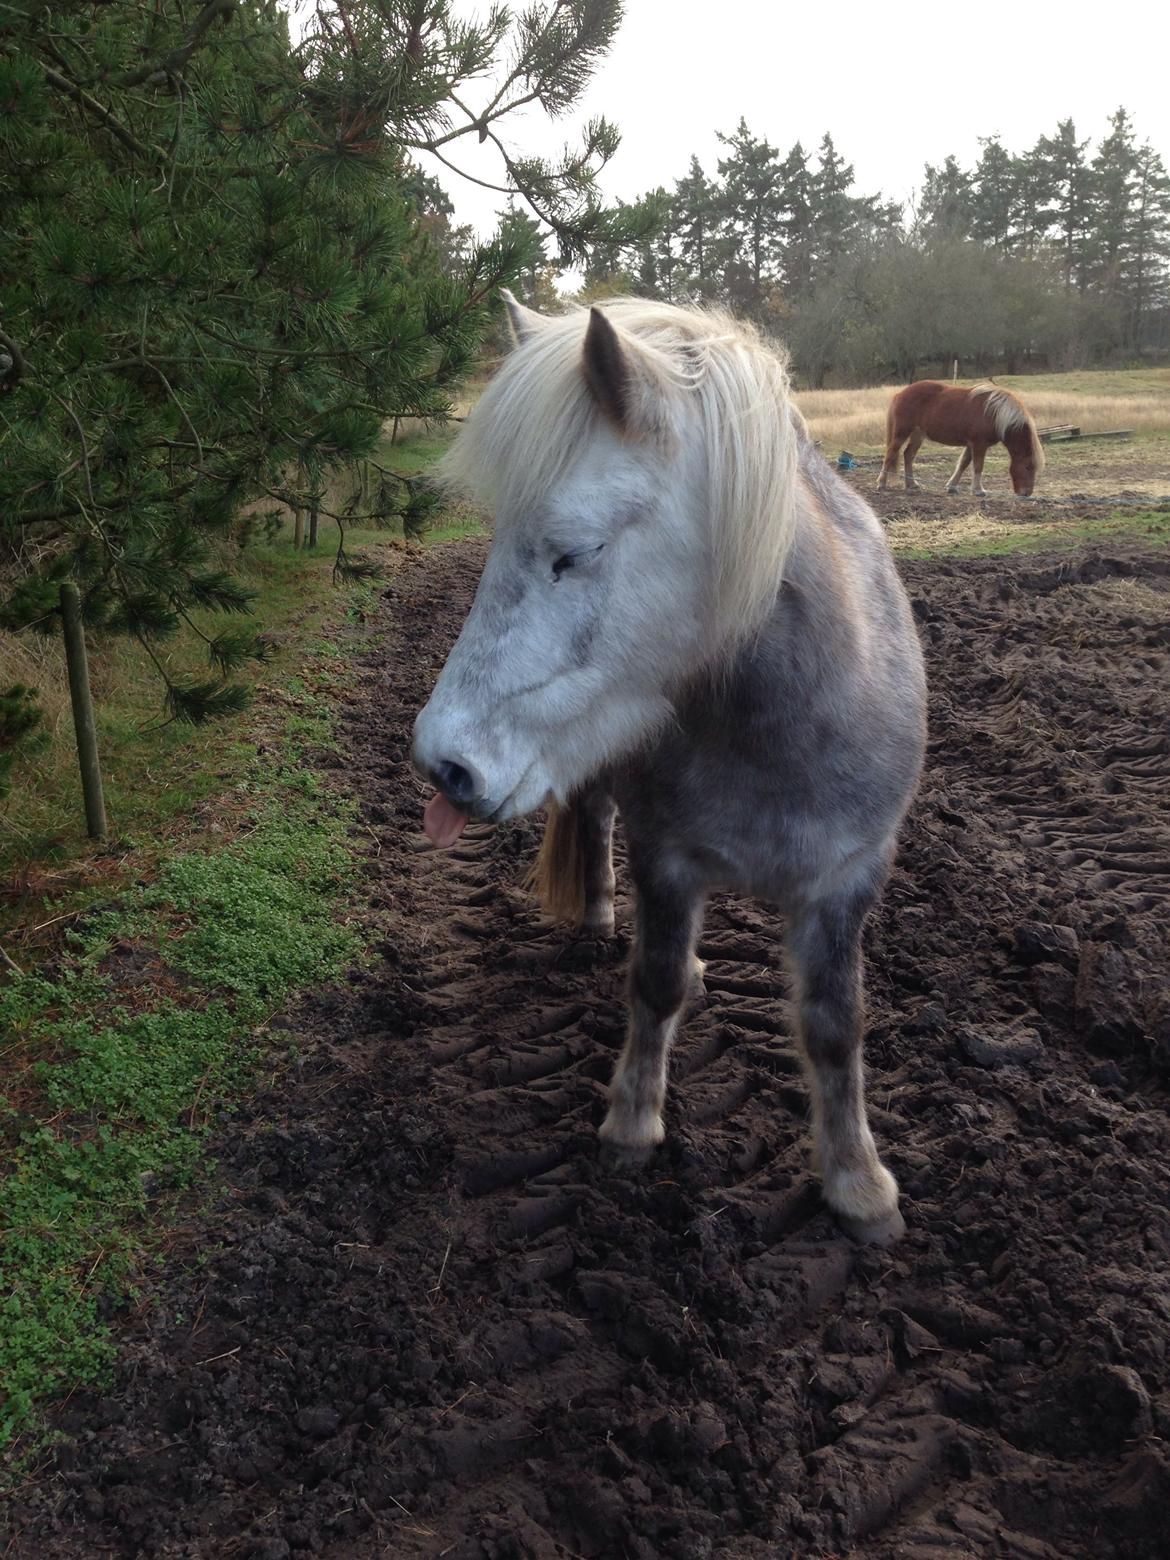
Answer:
439;300;799;647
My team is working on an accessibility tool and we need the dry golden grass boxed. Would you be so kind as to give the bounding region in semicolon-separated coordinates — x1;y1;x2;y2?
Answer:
795;369;1170;452
884;510;1031;555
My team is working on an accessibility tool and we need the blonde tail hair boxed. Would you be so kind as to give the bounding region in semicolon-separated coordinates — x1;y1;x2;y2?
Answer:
527;799;587;924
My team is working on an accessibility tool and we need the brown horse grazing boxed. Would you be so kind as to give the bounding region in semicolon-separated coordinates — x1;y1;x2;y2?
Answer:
878;381;1045;497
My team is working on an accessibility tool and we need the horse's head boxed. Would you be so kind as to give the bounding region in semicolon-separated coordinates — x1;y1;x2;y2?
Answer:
412;293;796;843
1007;441;1038;496
1005;414;1045;497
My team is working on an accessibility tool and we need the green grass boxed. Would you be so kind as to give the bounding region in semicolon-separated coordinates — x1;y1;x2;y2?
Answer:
0;424;477;1456
0;735;362;1448
996;365;1170;398
888;507;1170;560
0;531;386;887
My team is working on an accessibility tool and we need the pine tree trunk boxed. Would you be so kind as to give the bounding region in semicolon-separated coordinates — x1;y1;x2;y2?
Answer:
60;583;108;842
307;502;319;549
293;507;305;549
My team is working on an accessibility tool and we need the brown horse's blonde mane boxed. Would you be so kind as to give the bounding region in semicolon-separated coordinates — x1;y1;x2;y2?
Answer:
972;383;1046;470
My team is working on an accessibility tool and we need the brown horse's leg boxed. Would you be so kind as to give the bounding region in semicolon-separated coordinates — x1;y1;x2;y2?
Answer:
787;887;903;1245
946;446;972;493
599;868;703;1165
971;441;989;496
580;787;617;931
903;431;925;490
877;425;908;491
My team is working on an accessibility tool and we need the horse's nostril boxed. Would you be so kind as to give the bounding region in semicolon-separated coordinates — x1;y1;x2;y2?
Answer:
434;759;481;807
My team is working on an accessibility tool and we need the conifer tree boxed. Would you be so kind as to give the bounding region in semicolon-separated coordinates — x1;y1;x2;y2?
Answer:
673;157;722;298
716;119;785;308
777;140;815;296
1090;107;1142;309
970;138;1017;251
1034;119;1093;288
1;1;650;723
918;156;973;238
1129;141;1170;345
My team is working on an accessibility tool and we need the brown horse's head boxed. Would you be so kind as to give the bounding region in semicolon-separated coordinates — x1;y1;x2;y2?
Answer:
1004;413;1045;497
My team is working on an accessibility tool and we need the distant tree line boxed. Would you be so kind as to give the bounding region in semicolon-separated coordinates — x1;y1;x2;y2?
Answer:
501;109;1170;384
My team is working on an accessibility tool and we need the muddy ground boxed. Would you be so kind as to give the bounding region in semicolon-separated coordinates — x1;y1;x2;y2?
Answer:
6;533;1170;1559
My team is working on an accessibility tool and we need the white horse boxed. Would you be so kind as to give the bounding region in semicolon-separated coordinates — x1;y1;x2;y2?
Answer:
414;293;926;1244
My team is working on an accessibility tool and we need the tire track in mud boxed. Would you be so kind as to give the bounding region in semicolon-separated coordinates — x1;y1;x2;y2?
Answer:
7;541;1170;1560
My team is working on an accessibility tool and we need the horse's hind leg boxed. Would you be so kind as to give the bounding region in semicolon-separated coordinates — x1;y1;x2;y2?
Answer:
946;446;972;494
599;864;703;1166
787;884;903;1245
902;431;925;490
877;428;908;491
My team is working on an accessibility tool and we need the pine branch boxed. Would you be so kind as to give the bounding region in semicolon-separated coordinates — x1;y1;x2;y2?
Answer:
40;66;165;162
112;0;239;89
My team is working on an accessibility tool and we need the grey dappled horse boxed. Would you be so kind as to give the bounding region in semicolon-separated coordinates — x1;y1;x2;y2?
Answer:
413;293;926;1244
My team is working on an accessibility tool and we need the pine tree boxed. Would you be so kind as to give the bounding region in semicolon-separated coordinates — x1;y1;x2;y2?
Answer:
810;134;855;270
1090;107;1142;313
778;141;815;295
1130;141;1170;346
674;157;722;298
1034;119;1093;288
715;119;785;309
970;138;1017;251
496;205;555;304
808;133;896;276
0;1;651;724
918;156;972;238
1009;145;1050;255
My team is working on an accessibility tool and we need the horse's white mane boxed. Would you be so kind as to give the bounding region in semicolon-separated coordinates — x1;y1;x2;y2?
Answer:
972;383;1046;469
438;298;799;644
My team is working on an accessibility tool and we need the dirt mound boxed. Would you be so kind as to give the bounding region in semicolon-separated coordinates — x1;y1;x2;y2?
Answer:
6;540;1170;1558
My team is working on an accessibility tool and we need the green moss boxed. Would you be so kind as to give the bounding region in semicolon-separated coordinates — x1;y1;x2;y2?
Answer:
0;716;361;1449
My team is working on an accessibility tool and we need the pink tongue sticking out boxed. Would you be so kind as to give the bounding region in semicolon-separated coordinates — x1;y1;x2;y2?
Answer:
423;791;468;848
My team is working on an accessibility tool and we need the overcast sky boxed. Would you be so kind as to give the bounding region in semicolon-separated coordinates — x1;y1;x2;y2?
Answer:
416;0;1170;243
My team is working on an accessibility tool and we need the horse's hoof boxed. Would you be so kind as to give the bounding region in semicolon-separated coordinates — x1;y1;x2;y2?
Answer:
598;1137;656;1172
946;485;959;495
839;1205;906;1247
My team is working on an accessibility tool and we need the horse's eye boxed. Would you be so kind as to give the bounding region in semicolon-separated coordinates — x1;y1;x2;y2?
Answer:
552;545;604;580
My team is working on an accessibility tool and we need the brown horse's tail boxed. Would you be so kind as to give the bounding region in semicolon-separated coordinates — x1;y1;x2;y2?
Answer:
886;389;901;444
527;799;587;924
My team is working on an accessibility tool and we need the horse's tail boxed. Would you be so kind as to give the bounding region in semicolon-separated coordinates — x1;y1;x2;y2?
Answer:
886;384;908;440
527;798;587;924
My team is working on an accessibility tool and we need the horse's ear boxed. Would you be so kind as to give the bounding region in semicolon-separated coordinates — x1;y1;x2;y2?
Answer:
500;287;545;347
583;307;635;430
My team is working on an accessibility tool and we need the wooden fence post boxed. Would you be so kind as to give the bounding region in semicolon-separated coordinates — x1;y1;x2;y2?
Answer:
59;583;108;842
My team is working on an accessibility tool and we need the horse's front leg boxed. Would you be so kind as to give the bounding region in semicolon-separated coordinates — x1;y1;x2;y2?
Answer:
599;869;703;1166
788;891;903;1245
971;441;989;497
946;446;972;493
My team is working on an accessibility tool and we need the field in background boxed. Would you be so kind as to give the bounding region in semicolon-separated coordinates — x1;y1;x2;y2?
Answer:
795;365;1170;452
